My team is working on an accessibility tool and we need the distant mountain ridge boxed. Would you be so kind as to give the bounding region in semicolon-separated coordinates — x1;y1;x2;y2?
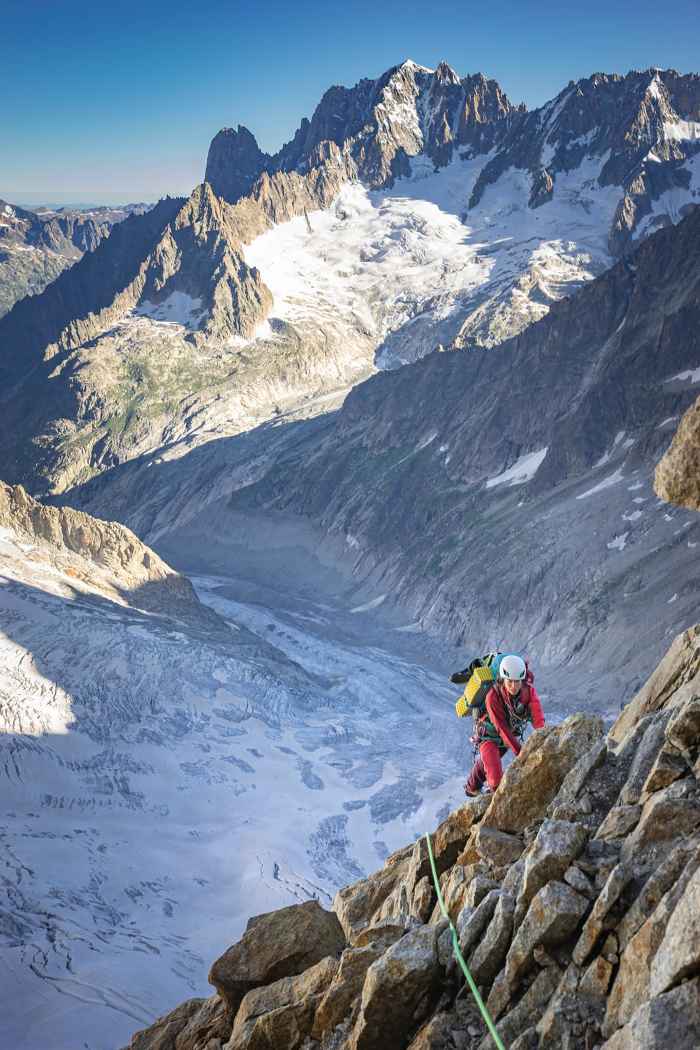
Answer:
0;59;698;500
0;198;152;318
206;61;700;253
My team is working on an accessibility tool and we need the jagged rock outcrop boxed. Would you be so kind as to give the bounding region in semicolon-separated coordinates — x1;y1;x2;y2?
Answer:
655;393;700;511
207;60;520;205
467;68;700;253
208;900;345;1017
0;198;110;317
0;198;151;319
123;620;700;1049
205;126;271;204
0;479;213;620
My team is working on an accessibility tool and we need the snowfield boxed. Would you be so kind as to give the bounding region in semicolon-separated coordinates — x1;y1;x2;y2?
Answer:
245;151;623;367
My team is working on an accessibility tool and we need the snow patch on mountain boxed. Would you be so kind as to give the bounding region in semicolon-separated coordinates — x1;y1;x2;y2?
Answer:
135;291;205;329
485;447;548;488
245;148;623;369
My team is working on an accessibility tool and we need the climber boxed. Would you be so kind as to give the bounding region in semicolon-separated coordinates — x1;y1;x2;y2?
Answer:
462;653;545;796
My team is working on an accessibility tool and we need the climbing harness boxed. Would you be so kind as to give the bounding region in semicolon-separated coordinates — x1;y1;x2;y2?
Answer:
425;832;507;1050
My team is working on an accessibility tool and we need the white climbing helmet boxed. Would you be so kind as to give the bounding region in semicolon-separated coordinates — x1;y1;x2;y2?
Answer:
500;654;526;682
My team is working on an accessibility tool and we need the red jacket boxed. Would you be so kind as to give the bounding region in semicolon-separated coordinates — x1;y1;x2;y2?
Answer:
482;682;545;755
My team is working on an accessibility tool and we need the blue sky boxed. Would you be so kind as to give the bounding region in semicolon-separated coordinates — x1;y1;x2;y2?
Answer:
3;0;699;205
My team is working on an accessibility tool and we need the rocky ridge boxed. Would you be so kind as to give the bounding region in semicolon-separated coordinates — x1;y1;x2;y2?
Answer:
467;69;700;252
122;613;700;1050
2;63;699;500
0;479;217;622
206;62;700;255
206;61;519;203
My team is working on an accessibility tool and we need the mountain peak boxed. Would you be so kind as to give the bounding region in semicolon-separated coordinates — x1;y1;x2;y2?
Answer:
434;60;461;85
205;125;270;204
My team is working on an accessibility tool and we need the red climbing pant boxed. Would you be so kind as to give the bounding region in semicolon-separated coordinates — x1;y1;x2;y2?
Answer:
465;740;505;793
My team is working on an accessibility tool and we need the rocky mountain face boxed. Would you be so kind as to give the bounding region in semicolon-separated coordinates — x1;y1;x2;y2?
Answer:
206;61;520;203
0;199;150;318
0;479;217;622
206;62;699;255
2;63;698;503
123;620;700;1050
655;393;700;511
468;69;700;251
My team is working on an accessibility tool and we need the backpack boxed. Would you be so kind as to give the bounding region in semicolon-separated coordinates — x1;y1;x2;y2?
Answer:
454;651;503;719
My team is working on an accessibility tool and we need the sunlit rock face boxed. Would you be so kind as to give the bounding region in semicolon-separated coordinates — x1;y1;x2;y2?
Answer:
655;394;700;511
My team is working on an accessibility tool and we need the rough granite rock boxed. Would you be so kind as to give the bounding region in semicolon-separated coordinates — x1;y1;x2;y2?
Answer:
610;624;700;745
573;863;633;967
604;845;700;1033
649;864;700;997
473;826;524;869
468;891;515;987
209;900;345;1017
504;881;588;988
125;995;229;1050
312;945;384;1039
479;968;561;1050
654;393;700;511
514;820;588;926
600;978;700;1050
480;715;605;834
225;955;338;1050
349;921;447;1050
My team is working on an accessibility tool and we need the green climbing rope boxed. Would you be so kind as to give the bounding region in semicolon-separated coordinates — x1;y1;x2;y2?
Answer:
425;831;507;1050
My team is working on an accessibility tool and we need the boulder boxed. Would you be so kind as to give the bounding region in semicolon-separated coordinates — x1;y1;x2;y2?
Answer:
473;826;524;869
650;863;700;996
573;862;632;967
312;945;384;1039
640;746;688;799
504;881;588;988
481;715;604;834
563;864;595;898
209;900;345;1016
665;695;700;762
353;919;411;950
594;804;641;841
579;954;614;999
350;921;447;1050
334;845;414;944
620;778;700;861
468;891;515;988
548;738;609;809
437;888;501;969
654;391;700;511
226;955;338;1050
514;820;588;926
126;995;229;1050
601;978;700;1049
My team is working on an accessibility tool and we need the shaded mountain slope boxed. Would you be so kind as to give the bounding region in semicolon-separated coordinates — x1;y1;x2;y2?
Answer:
96;203;698;702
